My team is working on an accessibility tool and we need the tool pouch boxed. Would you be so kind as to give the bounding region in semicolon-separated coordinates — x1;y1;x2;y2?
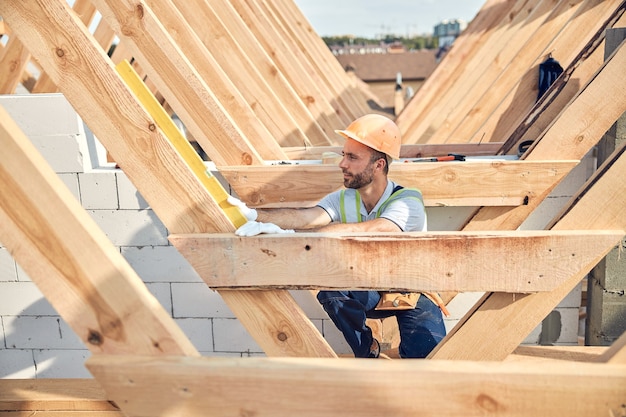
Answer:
375;292;421;310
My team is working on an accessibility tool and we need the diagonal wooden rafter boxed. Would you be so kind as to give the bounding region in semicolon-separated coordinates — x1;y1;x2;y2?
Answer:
0;0;336;358
430;142;626;361
0;105;200;357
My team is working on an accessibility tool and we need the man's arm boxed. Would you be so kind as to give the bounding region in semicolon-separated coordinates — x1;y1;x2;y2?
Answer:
256;206;332;230
316;217;401;233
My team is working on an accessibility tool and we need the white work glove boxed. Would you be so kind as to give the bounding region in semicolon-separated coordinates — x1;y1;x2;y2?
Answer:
227;195;257;221
235;221;295;237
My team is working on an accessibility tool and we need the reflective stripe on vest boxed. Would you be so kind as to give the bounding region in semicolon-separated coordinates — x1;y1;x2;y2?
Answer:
338;185;424;223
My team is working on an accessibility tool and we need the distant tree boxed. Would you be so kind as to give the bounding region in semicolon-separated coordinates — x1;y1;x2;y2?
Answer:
322;35;438;50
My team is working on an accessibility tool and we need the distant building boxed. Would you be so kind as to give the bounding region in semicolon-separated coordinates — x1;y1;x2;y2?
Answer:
434;19;467;48
335;50;437;112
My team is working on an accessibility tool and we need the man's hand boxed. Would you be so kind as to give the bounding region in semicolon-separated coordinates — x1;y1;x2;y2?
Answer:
227;195;258;221
235;221;295;237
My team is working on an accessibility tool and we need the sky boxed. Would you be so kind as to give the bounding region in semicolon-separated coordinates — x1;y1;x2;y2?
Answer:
292;0;486;39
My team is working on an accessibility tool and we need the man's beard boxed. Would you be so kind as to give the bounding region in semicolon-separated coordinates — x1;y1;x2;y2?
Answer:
343;165;375;189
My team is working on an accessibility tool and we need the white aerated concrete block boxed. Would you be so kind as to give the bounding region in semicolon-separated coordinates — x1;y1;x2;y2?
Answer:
289;290;327;319
33;349;92;378
0;349;36;379
29;135;84;173
175;318;214;353
116;172;150;209
122;246;201;283
79;172;119;209
0;94;83;137
58;173;81;201
87;209;168;246
0;282;56;316
171;283;234;318
213;318;262;353
144;282;173;316
4;316;83;349
0;249;18;282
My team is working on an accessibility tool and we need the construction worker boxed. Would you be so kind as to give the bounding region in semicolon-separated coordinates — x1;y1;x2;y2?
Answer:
231;114;446;358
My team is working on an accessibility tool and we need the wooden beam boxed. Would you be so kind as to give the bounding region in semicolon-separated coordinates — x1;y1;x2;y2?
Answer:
220;160;578;207
510;345;608;363
170;0;331;147
92;0;280;164
226;0;351;126
0;35;31;94
87;354;626;417
464;36;626;231
0;105;199;356
0;379;119;412
283;142;505;160
596;331;626;364
170;230;623;292
397;0;519;138
464;1;626;145
430;145;626;361
405;0;548;144
1;0;335;358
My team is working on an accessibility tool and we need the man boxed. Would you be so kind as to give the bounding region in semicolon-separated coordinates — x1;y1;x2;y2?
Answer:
232;114;446;358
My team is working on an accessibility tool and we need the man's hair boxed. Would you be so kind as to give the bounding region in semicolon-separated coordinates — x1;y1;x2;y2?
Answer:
369;149;390;174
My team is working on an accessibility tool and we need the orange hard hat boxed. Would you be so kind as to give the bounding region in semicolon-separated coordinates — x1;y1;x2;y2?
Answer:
335;114;401;160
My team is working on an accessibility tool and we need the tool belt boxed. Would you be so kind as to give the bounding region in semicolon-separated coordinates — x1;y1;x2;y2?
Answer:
375;292;420;310
375;292;451;317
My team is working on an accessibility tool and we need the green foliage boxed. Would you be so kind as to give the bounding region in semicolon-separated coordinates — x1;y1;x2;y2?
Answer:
322;35;438;51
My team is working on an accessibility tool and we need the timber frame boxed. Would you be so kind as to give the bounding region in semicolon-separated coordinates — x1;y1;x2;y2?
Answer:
1;0;626;415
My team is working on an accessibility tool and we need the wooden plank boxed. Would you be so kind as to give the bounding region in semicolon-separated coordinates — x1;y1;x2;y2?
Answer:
224;0;347;130
259;0;365;119
456;0;624;144
0;105;199;356
92;0;281;164
0;413;123;417
430;145;626;361
407;0;549;144
145;0;326;149
87;354;626;417
226;0;351;126
32;0;99;93
0;35;30;94
283;142;504;160
397;0;519;138
170;230;623;292
115;60;247;227
597;332;626;364
497;9;620;154
171;0;332;147
219;160;578;208
464;37;626;231
0;379;118;412
424;0;575;144
510;345;608;362
0;0;234;232
2;0;335;359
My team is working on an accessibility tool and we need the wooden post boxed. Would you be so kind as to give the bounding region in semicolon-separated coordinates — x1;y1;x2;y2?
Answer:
586;27;626;346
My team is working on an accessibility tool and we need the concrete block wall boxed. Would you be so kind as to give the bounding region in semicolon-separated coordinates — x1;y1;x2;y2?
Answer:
0;94;593;378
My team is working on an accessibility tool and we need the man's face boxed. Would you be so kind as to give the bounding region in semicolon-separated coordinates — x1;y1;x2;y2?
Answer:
339;139;377;189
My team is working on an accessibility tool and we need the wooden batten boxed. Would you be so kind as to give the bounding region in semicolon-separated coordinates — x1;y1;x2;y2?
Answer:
0;379;121;413
86;354;626;417
220;160;578;207
170;230;624;292
283;142;504;160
